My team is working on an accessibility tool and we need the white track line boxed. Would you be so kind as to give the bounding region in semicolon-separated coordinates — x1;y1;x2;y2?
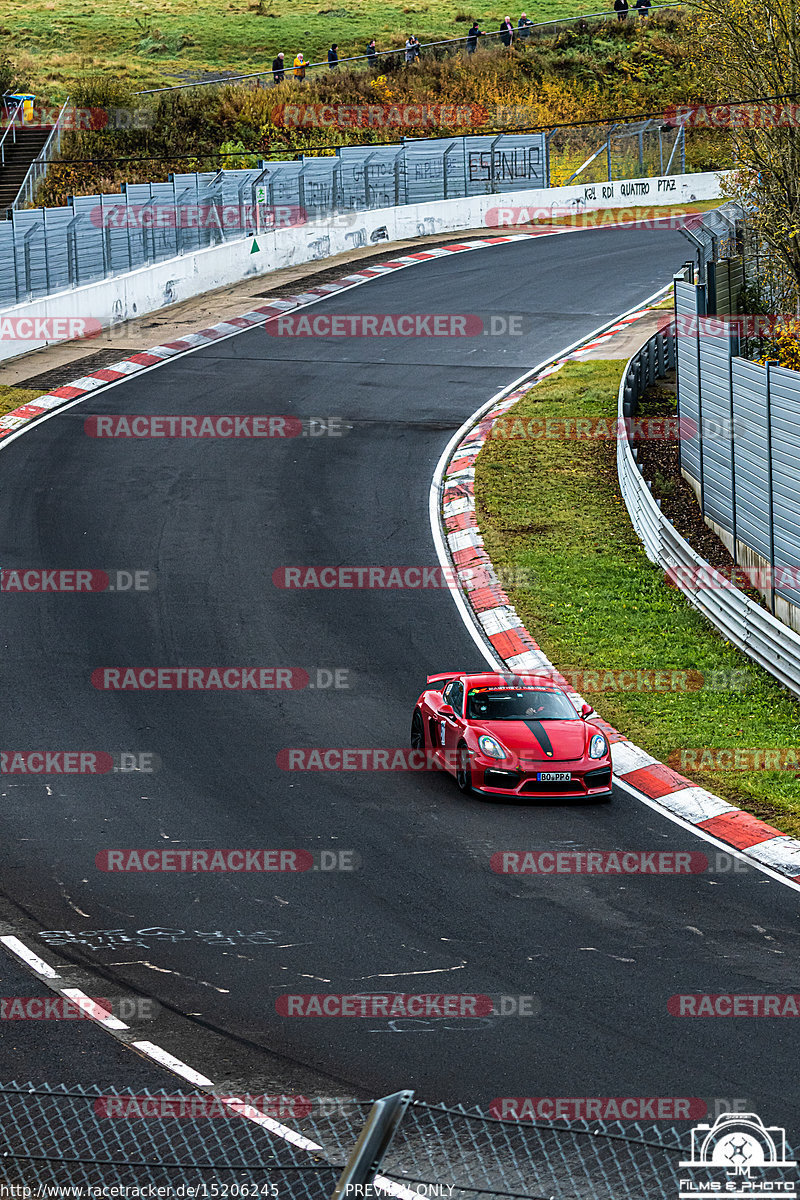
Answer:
428;282;673;665
429;286;800;900
0;235;691;1199
0;933;61;978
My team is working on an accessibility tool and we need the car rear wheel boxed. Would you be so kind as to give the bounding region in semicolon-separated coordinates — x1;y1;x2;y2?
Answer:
410;710;425;750
456;743;472;794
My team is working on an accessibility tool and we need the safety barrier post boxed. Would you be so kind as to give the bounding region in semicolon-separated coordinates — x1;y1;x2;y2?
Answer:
331;1090;414;1199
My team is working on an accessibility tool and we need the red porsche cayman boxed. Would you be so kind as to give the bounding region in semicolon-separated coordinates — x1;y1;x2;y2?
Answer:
411;671;613;800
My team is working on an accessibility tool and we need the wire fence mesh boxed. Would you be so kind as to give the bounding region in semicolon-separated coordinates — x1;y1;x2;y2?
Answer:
0;1081;704;1199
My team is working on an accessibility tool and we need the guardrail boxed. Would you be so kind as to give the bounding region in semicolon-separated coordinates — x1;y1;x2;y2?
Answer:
0;97;25;169
617;322;800;700
9;98;70;212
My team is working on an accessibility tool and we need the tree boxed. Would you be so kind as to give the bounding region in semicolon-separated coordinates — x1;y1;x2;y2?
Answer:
690;0;800;294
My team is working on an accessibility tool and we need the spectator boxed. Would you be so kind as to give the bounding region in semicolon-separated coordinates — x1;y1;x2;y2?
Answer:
293;51;307;79
499;15;514;45
405;34;421;61
636;0;651;16
411;33;421;58
614;0;629;19
366;38;377;63
466;20;484;51
328;42;339;67
517;11;533;38
272;51;285;82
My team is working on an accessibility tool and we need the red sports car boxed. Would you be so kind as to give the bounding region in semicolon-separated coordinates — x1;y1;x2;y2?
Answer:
411;671;613;800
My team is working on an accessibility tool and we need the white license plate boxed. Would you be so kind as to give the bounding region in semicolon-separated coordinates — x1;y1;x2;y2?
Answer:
537;771;571;782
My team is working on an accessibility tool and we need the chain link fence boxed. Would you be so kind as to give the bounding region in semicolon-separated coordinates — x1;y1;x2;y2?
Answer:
0;1081;699;1198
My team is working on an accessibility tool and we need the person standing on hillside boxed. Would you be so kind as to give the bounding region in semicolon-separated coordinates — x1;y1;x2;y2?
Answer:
293;51;307;79
614;0;629;19
499;16;514;46
405;35;416;62
272;51;285;82
517;12;533;39
328;43;339;68
366;38;377;64
466;20;484;52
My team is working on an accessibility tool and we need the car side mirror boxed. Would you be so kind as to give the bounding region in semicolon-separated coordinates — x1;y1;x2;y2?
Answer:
439;704;456;719
580;702;593;718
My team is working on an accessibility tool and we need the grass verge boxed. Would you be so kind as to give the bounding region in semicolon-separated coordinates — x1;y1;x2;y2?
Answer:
474;359;800;837
0;388;41;418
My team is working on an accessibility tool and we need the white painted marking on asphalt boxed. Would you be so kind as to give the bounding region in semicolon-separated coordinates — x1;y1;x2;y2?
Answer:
746;836;800;876
614;776;800;895
218;1097;325;1152
428;282;675;671
132;1041;214;1086
0;934;60;978
655;785;737;824
61;988;129;1030
611;740;661;776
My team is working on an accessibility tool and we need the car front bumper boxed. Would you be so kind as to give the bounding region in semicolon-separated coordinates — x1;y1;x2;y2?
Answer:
473;763;613;798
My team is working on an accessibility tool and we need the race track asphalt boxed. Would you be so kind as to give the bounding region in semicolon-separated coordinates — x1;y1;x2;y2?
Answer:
2;227;799;1124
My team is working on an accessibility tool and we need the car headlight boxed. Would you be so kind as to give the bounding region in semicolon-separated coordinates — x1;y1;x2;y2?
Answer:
589;733;608;759
478;735;508;759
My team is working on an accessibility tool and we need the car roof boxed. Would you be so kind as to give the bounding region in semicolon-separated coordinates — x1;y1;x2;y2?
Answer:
462;672;564;689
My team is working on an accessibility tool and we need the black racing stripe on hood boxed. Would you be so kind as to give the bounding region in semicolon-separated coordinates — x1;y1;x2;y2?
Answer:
524;719;554;757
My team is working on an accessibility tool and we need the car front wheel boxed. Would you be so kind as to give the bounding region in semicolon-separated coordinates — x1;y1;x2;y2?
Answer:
456;743;473;794
410;710;425;750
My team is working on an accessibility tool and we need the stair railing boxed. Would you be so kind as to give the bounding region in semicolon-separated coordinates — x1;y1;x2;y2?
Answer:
0;97;25;169
8;99;70;213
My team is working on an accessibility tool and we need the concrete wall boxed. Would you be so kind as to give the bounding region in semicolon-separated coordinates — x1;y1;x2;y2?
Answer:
0;170;724;364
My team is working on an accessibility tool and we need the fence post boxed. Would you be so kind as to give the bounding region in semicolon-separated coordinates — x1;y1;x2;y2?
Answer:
729;325;738;566
674;262;693;479
695;280;706;517
490;133;502;193
43;208;52;293
606;129;612;181
124;186;133;270
765;360;777;615
545;127;558;188
443;142;455;200
331;1091;414;1199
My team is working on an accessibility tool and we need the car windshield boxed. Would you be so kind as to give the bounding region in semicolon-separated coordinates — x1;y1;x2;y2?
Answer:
466;687;578;721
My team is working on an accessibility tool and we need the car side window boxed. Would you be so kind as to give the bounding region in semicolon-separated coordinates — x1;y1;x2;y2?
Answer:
442;682;455;706
448;681;464;715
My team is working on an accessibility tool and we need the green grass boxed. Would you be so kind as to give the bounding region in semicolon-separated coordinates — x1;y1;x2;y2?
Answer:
475;360;800;837
0;387;40;417
2;0;600;95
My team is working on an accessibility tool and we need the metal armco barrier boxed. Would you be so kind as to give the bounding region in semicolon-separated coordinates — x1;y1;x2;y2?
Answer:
617;321;800;700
